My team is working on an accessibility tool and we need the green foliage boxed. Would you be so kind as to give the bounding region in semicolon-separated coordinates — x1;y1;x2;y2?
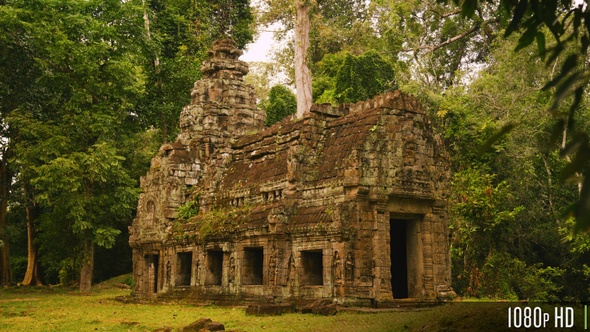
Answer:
334;51;396;103
441;0;590;232
558;218;590;301
261;85;297;126
0;0;253;286
176;198;200;221
58;258;78;286
94;228;122;250
204;0;254;48
440;32;590;301
0;0;151;284
173;205;252;243
475;252;563;301
258;0;386;85
313;50;396;104
9;256;27;283
31;142;138;239
452;169;522;232
450;169;525;293
120;274;134;287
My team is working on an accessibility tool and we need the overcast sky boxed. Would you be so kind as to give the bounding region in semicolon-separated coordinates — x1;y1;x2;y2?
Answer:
242;30;273;62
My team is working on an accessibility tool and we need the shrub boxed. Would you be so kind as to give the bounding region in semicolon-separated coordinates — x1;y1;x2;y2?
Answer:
261;85;297;126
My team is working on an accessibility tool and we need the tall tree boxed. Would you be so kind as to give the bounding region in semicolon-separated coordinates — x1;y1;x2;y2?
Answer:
0;0;255;289
0;0;48;286
1;0;146;290
367;0;501;90
259;0;372;113
294;0;312;117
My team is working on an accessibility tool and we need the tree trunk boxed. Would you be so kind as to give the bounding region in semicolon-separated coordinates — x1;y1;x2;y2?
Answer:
142;0;168;141
541;154;558;221
561;117;583;195
21;184;42;286
0;156;10;286
294;0;312;118
79;238;94;292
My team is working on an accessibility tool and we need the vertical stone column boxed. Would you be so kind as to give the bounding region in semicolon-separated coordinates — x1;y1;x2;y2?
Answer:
421;214;435;299
431;200;456;299
373;209;394;302
132;249;144;295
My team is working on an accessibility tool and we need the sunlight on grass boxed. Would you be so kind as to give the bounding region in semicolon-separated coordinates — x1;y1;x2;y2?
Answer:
0;280;586;331
0;285;427;332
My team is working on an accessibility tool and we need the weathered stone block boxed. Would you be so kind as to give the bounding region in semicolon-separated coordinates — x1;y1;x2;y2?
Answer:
245;303;295;316
182;318;212;332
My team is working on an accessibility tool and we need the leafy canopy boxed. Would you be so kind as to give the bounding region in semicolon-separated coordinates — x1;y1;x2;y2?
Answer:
442;0;590;232
261;85;297;126
313;50;397;104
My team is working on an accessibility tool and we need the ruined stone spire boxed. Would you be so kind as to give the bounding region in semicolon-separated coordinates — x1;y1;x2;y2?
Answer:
177;39;266;149
200;39;249;80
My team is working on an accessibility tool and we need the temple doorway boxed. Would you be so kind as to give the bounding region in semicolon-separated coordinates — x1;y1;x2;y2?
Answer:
390;218;423;299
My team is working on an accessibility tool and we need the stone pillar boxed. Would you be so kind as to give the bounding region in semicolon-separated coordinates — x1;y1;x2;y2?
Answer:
421;214;435;299
373;210;394;302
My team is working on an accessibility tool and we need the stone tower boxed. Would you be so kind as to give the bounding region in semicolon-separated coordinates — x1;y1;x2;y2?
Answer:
129;39;265;252
177;39;266;149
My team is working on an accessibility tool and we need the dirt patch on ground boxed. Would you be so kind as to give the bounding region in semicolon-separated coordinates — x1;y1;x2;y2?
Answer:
0;298;42;303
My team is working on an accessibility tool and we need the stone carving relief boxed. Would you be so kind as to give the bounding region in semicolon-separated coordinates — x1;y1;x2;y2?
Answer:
195;257;201;286
229;256;236;284
333;251;343;285
345;252;354;284
166;260;172;287
268;243;280;286
145;200;156;225
286;253;296;286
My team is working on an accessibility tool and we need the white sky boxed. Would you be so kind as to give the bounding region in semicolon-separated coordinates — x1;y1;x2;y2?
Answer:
242;0;275;62
242;30;274;62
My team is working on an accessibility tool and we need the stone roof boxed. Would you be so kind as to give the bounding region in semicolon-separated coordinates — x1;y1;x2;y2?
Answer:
165;89;444;242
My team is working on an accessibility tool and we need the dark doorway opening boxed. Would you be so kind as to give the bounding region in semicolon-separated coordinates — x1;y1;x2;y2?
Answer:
176;252;192;286
390;219;408;298
243;247;264;285
301;250;323;285
145;254;159;293
206;250;223;285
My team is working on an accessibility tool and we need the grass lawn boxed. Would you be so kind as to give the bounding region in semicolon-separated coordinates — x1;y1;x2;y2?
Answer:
0;277;586;331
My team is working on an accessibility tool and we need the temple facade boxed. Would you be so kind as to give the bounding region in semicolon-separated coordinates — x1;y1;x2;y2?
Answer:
129;39;454;306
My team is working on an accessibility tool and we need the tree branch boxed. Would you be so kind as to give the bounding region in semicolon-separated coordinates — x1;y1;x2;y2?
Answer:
429;8;462;19
400;21;495;54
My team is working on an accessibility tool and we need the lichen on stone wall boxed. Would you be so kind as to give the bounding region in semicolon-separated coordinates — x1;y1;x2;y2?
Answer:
171;204;254;243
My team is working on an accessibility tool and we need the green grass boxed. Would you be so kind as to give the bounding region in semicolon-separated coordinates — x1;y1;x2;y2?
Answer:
0;278;587;331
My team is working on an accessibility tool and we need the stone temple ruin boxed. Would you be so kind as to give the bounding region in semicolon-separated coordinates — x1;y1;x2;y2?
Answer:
129;39;454;306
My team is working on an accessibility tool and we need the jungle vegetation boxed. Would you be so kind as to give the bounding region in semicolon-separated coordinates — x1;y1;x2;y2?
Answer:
1;0;590;301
